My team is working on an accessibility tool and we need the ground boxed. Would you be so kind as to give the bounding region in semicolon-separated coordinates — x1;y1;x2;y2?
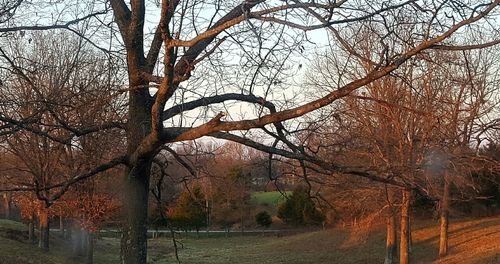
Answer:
0;217;499;263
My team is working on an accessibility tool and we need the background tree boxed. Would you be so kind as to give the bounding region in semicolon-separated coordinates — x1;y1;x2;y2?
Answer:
278;185;324;225
255;211;272;229
168;185;207;235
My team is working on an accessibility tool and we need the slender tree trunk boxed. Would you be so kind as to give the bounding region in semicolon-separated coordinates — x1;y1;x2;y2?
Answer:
408;217;413;254
3;193;11;219
384;208;397;264
28;219;35;243
400;189;411;264
121;160;152;264
439;171;450;257
38;209;50;251
85;232;94;264
59;215;64;237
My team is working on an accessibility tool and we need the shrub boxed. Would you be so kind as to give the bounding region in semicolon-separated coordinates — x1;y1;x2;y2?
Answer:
277;185;324;225
255;211;272;228
168;186;207;231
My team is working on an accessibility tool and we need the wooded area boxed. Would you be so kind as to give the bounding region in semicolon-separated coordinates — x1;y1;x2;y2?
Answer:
0;1;499;263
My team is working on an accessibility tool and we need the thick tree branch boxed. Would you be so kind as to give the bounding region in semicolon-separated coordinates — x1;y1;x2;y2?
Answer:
159;0;500;144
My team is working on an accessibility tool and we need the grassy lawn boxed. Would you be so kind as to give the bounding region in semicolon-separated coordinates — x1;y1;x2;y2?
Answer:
250;191;291;206
0;216;499;263
0;219;28;231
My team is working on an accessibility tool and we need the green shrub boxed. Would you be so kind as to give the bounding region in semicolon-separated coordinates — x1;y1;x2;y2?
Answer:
277;185;324;225
255;211;272;228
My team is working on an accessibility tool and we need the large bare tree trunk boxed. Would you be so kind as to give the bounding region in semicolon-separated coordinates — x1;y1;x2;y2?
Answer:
400;189;411;264
38;208;50;251
439;171;450;257
118;22;153;260
121;160;152;264
384;208;397;264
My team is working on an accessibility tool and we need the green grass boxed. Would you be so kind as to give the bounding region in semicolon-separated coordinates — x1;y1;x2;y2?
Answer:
251;191;291;206
0;219;28;231
1;216;499;263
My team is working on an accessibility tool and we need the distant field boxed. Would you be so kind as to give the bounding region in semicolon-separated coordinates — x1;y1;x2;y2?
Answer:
0;217;499;263
0;219;27;231
250;191;291;205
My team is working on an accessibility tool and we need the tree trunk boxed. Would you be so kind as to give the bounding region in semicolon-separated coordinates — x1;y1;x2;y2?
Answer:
28;220;35;243
85;232;94;264
120;42;153;262
3;193;11;219
121;160;152;264
400;189;411;264
38;209;50;251
439;172;450;257
384;209;397;264
59;215;64;237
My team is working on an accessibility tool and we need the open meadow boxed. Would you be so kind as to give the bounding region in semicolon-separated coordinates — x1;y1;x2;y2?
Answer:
1;217;499;264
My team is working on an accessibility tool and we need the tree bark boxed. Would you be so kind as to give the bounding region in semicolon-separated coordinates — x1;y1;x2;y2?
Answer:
400;189;411;264
38;208;50;251
384;208;397;264
439;171;450;257
59;215;64;237
119;24;153;261
121;160;152;264
85;232;94;264
28;220;35;243
2;193;11;219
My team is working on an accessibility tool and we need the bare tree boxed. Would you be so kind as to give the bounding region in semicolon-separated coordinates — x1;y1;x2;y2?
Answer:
1;1;500;263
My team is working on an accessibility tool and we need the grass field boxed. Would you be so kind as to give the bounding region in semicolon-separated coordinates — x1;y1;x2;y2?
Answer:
250;191;291;206
0;217;499;263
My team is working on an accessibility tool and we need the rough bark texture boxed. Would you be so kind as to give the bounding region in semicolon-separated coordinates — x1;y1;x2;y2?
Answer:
400;189;411;264
384;211;397;264
119;8;154;258
121;160;152;264
439;173;450;257
38;209;50;251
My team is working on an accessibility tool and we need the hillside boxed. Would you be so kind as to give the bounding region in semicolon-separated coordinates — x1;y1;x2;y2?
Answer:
0;217;498;263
